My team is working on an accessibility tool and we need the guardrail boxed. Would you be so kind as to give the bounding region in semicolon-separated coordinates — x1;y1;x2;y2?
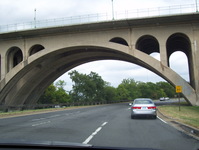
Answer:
0;100;129;112
0;3;197;33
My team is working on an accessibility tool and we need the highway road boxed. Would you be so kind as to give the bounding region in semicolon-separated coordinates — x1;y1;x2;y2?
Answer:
0;103;198;150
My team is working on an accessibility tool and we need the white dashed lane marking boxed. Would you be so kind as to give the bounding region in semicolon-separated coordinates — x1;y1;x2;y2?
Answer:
32;121;51;127
82;122;108;144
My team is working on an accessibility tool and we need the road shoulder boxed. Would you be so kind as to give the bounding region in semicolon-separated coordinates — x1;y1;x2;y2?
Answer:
157;110;199;140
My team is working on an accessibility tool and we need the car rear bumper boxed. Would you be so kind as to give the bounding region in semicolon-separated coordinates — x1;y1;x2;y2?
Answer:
131;109;157;116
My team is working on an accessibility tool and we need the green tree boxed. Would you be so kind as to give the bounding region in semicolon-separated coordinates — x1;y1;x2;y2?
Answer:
38;80;71;104
137;82;150;98
69;70;106;102
117;78;141;100
146;82;159;99
156;81;175;98
104;86;118;102
38;84;57;104
137;82;163;99
55;80;66;90
116;84;130;100
54;80;71;103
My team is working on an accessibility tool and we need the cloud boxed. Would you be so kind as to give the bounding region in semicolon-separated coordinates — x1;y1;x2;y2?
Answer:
169;52;189;81
56;60;167;91
56;51;189;91
1;0;194;24
0;0;112;24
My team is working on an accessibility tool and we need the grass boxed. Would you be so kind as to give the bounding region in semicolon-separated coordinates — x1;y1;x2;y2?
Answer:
158;104;199;129
0;107;63;118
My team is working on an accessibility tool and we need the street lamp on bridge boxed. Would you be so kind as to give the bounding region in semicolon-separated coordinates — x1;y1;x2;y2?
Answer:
112;0;114;20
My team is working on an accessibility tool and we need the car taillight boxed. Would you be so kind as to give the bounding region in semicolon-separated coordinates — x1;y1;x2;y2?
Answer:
132;107;141;109
148;106;157;109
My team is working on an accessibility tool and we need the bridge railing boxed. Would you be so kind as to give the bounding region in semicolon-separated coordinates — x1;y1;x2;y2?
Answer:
0;3;197;33
115;4;197;19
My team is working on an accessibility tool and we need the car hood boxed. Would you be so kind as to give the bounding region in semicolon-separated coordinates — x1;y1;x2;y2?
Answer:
0;139;91;148
0;140;161;150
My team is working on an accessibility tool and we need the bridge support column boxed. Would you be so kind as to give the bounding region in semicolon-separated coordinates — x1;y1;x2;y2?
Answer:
159;44;168;67
191;39;199;106
0;55;6;81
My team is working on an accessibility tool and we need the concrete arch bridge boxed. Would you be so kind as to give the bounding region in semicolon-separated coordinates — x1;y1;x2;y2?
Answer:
0;13;199;107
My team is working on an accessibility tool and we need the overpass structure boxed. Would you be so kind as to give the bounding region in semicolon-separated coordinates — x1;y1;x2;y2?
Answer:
0;13;199;106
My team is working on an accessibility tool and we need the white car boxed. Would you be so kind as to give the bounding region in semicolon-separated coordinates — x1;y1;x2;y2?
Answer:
131;98;157;119
160;97;169;101
160;97;165;101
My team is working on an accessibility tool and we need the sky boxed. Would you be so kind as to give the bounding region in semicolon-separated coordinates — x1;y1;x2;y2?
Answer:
0;0;195;91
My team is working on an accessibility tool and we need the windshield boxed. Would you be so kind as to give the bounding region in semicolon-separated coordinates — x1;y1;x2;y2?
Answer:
0;1;199;150
134;100;153;104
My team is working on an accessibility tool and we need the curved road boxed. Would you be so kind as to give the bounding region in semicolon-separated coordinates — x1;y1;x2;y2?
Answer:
0;103;198;150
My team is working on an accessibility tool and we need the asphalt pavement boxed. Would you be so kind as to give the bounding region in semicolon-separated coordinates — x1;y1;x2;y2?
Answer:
0;103;198;150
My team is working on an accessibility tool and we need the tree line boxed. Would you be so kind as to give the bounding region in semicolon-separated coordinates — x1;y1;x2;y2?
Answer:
37;70;175;104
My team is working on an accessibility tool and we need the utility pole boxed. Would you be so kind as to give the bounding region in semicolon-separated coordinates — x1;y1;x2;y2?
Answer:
34;8;36;28
196;0;198;12
112;0;114;20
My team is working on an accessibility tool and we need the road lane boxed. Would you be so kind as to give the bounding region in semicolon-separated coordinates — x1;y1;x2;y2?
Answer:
83;121;108;144
0;103;198;150
0;105;111;143
90;104;199;150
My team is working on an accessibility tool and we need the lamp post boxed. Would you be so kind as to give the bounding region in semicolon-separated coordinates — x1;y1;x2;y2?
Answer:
196;0;198;12
112;0;114;20
34;8;36;28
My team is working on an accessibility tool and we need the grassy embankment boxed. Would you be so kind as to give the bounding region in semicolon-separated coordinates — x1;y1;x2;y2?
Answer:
158;102;199;129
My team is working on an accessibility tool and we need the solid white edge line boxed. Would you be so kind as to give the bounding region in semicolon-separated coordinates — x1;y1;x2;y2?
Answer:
157;116;167;124
82;122;108;144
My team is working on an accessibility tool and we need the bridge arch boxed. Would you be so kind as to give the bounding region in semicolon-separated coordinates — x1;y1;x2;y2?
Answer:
109;37;129;46
29;44;45;56
169;51;189;81
166;33;194;88
0;54;1;79
136;35;160;55
166;33;191;59
0;42;197;106
6;46;23;73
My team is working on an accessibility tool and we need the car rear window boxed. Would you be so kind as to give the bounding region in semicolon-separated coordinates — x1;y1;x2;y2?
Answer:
134;100;153;104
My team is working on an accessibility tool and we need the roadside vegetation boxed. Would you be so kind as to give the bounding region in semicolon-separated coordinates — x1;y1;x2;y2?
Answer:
158;103;199;129
0;105;91;118
37;70;175;105
1;70;198;130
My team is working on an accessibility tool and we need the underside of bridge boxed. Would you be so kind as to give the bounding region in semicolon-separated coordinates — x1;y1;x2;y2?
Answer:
0;44;197;107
